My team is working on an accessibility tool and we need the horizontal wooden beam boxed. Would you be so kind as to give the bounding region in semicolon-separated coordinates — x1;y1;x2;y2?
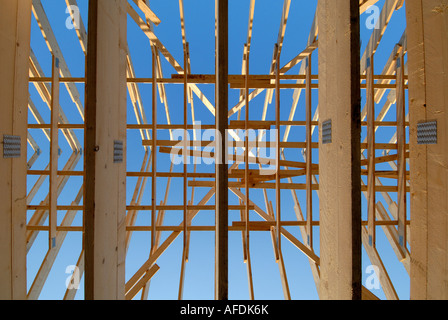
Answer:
27;120;409;130
28;74;408;84
187;181;409;192
26;219;411;232
27;168;407;180
143;139;320;149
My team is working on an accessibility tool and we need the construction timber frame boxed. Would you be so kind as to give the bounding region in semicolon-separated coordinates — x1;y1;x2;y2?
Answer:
1;0;447;300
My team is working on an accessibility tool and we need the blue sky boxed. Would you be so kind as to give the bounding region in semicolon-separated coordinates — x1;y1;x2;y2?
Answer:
26;0;409;300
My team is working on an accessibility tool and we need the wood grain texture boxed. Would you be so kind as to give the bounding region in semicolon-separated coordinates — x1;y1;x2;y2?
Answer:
0;0;32;300
84;0;127;300
407;0;448;300
318;0;362;300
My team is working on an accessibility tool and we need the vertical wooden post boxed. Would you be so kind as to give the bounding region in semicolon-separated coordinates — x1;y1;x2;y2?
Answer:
275;44;281;257
244;44;254;300
183;43;189;259
366;54;376;247
84;0;127;300
0;0;32;300
395;46;407;254
178;42;189;301
151;45;157;252
318;0;362;300
215;0;229;301
245;45;250;267
406;0;448;300
49;55;60;250
305;54;313;248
